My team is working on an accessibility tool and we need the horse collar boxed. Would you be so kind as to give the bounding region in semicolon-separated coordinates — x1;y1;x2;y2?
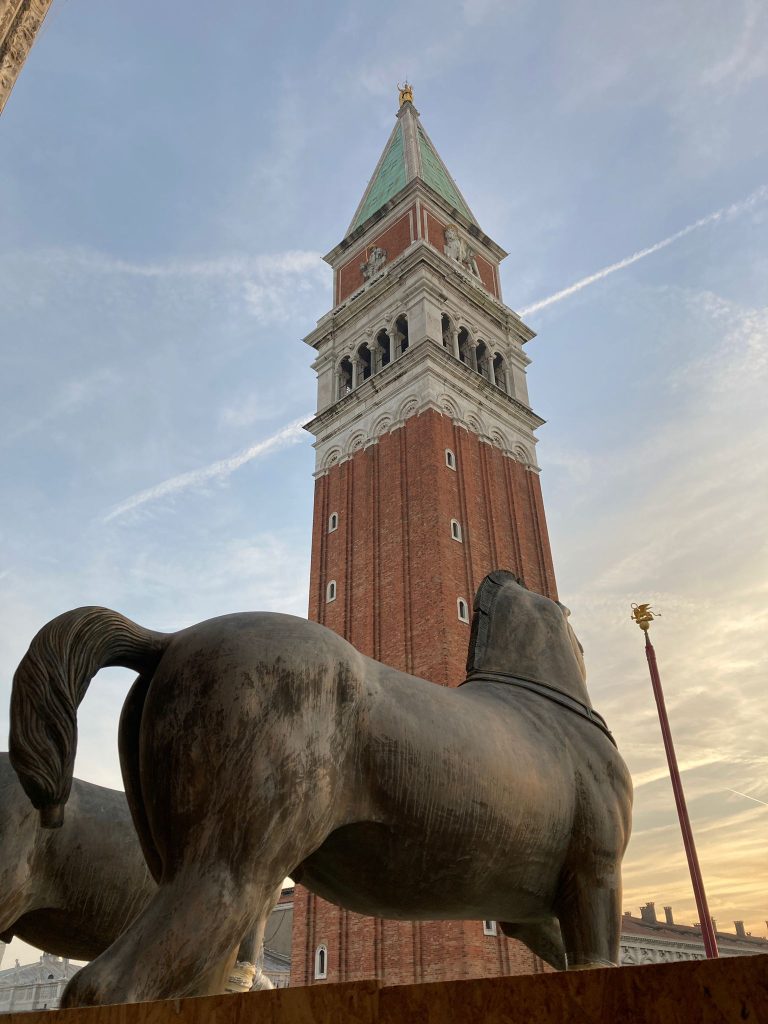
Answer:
461;670;617;748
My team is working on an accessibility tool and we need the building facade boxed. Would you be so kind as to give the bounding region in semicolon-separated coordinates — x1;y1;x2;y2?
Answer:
0;0;55;115
291;88;557;987
0;951;79;1013
620;903;768;966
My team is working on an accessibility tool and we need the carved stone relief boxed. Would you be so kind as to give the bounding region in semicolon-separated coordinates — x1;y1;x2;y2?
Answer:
444;226;480;277
361;246;387;281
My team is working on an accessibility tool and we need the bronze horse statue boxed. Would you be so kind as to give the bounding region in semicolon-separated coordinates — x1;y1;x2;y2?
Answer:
0;752;273;990
0;751;154;960
9;570;632;1006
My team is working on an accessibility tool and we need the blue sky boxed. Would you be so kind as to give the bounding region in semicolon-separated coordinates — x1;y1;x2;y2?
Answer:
1;0;767;966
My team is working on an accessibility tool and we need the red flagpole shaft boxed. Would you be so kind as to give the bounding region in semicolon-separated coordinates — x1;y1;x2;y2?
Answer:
644;632;719;958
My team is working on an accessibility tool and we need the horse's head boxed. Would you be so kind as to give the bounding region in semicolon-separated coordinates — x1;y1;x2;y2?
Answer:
466;570;590;704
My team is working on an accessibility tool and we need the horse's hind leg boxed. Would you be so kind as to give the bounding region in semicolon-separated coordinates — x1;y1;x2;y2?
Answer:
500;918;566;971
60;867;283;1007
557;872;622;969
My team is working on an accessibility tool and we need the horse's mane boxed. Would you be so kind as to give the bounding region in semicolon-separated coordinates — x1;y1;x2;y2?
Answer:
466;570;525;674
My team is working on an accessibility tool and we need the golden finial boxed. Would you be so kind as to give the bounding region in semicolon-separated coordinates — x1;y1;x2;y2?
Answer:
631;603;659;632
398;82;413;106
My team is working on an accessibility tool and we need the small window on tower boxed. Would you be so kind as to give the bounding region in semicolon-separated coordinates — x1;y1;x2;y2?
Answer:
326;580;337;603
457;598;470;623
483;921;497;936
328;512;339;533
314;944;328;980
445;448;456;470
450;519;462;542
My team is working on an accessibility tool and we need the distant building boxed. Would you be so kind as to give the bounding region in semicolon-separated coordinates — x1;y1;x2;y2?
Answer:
261;888;293;988
0;950;80;1013
620;903;768;965
0;0;56;115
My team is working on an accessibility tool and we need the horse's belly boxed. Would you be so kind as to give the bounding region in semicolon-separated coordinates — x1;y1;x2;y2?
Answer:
296;819;560;921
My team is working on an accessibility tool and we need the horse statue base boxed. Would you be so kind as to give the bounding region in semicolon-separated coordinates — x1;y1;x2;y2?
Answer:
2;955;765;1024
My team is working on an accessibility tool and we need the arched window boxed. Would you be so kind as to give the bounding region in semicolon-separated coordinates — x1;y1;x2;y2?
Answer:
457;598;470;623
493;352;507;392
376;328;391;369
328;512;339;533
314;944;328;980
445;448;456;470
483;920;497;936
441;313;452;348
450;519;462;542
457;326;470;364
356;343;372;382
326;580;337;603
395;314;409;356
476;340;492;381
337;357;353;399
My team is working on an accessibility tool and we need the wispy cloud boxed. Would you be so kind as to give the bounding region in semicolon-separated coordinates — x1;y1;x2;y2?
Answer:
519;184;768;316
104;417;310;523
727;789;768;809
4;368;116;444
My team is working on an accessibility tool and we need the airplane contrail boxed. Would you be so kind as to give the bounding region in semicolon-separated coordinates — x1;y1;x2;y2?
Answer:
518;184;768;317
726;788;768;808
104;417;310;523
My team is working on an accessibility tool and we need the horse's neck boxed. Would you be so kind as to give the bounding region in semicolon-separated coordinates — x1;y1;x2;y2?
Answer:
471;648;593;707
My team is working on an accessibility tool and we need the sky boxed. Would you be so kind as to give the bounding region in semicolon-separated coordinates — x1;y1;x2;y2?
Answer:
1;0;767;968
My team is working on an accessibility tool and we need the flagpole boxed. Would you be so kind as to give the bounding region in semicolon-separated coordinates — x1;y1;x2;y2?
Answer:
631;604;719;959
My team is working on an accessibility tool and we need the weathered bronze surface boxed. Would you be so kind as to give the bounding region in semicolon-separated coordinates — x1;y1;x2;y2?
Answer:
9;570;632;1006
0;752;271;988
0;751;154;960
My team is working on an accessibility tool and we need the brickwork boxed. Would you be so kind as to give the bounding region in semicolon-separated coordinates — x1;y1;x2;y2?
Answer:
295;408;557;986
336;207;416;303
474;252;499;298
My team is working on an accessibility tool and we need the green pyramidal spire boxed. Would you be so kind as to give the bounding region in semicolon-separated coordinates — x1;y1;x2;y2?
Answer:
348;87;477;234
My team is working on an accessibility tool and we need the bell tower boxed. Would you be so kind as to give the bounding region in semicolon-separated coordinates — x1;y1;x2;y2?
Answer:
291;88;558;986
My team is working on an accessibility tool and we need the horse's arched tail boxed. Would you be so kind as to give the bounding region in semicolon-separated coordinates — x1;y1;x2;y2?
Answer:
9;607;171;829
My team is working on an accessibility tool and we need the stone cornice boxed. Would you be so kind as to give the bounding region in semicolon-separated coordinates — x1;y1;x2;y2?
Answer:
304;338;543;476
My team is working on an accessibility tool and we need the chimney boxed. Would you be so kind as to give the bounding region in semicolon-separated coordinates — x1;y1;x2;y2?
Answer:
640;902;658;924
664;906;674;925
735;921;746;938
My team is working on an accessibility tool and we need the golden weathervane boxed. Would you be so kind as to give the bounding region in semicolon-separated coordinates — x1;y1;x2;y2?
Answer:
631;603;659;631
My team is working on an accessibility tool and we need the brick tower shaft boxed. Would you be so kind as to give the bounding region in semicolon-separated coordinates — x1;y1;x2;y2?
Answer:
293;87;557;987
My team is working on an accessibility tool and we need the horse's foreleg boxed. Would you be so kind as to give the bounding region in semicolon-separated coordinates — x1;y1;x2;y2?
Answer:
557;873;622;970
60;867;283;1007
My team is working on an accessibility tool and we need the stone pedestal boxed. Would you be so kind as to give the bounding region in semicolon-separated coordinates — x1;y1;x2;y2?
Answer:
4;955;766;1024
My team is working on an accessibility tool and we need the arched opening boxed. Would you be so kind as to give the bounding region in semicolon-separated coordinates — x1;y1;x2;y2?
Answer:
476;340;491;380
326;580;337;603
337;357;353;399
376;328;391;369
457;326;470;364
457;597;470;623
356;343;372;383
441;313;452;348
493;352;507;391
328;512;339;532
395;315;409;356
314;944;328;980
450;519;462;542
445;448;456;470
